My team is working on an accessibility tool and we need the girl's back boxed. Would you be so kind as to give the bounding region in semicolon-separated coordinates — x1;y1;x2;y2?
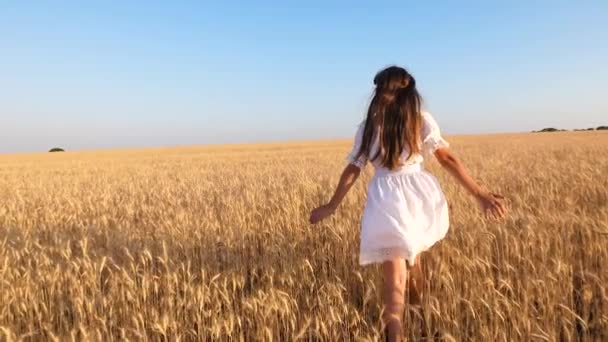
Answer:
347;110;449;172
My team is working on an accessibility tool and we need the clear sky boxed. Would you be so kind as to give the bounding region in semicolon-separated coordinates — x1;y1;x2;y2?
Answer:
1;1;607;153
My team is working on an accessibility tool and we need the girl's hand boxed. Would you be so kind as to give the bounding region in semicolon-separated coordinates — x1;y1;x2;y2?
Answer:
309;204;336;224
477;192;507;219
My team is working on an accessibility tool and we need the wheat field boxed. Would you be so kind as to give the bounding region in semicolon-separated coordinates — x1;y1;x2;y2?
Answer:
0;131;607;341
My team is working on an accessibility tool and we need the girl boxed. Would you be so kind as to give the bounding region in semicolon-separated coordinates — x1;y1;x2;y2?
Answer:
309;66;507;341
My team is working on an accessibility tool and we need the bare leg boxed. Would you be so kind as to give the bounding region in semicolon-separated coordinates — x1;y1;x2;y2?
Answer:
407;254;429;339
382;258;407;342
407;254;424;306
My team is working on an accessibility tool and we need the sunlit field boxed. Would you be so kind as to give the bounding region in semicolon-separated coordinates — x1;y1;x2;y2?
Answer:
1;131;607;341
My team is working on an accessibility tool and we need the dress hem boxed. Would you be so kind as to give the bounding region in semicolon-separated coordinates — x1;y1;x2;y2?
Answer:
359;238;445;267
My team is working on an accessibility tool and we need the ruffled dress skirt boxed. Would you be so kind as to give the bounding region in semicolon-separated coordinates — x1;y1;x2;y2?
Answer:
358;163;449;266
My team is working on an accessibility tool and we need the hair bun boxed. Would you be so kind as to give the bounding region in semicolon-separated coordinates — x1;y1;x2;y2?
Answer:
408;77;416;88
396;78;415;91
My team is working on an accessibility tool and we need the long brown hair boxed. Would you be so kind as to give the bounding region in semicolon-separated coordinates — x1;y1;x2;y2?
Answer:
355;65;422;170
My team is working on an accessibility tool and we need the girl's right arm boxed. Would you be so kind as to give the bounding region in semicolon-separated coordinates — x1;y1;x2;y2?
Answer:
309;120;368;225
309;163;361;224
434;147;507;219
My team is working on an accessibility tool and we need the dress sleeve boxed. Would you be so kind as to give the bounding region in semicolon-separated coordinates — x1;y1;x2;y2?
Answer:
421;111;449;155
345;121;368;168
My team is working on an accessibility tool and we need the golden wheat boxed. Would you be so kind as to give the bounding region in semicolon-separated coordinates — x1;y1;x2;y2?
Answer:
0;131;607;341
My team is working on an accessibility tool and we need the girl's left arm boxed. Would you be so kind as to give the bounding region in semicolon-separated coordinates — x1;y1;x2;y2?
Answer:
434;147;508;219
309;164;361;224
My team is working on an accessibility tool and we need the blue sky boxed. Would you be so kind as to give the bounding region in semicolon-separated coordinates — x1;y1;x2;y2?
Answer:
1;1;607;153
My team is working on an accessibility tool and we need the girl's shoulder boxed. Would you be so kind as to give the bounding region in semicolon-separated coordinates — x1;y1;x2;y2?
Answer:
354;118;367;133
420;110;441;128
420;110;434;120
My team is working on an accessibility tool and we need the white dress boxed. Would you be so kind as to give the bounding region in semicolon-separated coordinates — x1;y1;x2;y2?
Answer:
346;111;450;266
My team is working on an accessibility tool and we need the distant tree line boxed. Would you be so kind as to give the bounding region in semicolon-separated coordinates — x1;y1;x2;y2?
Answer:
533;126;607;133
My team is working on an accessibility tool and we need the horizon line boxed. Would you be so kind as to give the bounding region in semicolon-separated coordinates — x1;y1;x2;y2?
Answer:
2;129;606;156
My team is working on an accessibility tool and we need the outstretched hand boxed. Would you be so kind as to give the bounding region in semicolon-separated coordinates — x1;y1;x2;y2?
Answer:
309;204;336;224
477;192;508;219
